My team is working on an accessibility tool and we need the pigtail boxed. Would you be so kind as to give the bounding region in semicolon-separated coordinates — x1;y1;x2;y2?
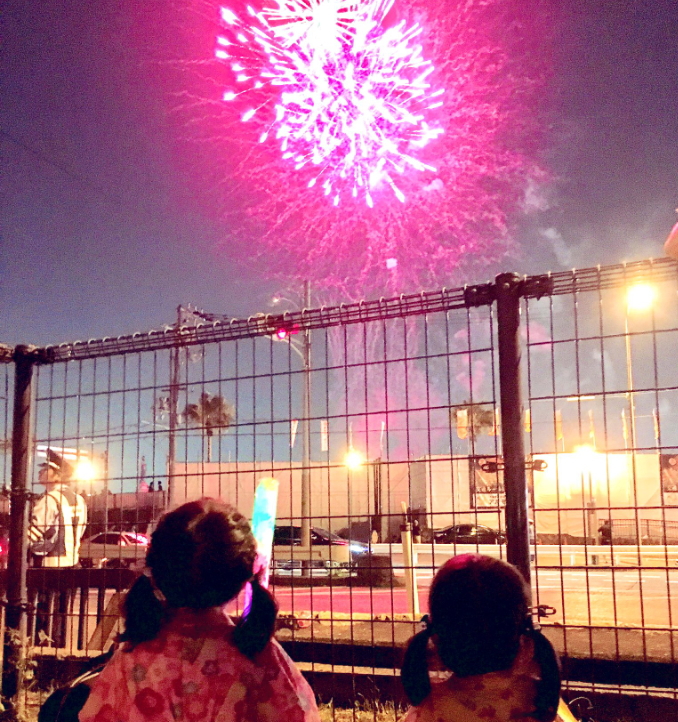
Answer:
401;624;433;706
120;575;165;648
232;576;278;659
527;626;561;722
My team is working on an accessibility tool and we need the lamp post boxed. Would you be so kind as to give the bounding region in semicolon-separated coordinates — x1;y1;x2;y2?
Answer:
624;283;656;451
271;283;313;553
343;450;385;542
625;283;656;546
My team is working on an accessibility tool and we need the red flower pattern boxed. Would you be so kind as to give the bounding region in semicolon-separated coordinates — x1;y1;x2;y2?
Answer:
91;704;118;722
80;608;319;722
134;688;166;717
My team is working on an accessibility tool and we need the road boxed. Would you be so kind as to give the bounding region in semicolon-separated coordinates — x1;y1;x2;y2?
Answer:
271;567;678;628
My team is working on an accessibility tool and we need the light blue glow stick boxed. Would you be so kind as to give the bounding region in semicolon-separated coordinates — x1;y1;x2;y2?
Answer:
243;477;279;616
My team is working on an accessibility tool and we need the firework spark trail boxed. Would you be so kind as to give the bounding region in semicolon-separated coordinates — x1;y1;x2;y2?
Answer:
165;0;553;300
215;0;445;207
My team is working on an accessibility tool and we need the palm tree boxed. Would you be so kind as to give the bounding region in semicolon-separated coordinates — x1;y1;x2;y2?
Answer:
451;402;495;442
182;392;235;462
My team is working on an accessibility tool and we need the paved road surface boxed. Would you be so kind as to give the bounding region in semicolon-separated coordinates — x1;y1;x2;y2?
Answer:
271;568;678;628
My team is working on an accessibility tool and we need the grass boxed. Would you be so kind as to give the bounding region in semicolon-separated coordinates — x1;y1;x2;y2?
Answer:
319;702;403;721
11;688;649;722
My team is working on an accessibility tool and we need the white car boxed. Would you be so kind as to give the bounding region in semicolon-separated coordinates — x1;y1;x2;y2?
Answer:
79;531;149;569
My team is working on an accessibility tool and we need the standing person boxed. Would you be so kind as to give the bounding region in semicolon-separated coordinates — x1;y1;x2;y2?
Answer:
598;519;612;546
29;448;88;568
400;554;563;722
80;498;320;722
29;448;88;647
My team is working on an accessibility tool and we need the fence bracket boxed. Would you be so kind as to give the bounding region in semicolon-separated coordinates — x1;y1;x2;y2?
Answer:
522;274;554;300
463;282;496;308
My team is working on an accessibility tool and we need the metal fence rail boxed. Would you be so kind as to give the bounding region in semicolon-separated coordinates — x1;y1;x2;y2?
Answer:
0;257;677;717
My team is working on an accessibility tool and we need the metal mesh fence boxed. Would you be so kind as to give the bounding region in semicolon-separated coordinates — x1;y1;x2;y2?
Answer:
523;258;678;702
0;257;677;718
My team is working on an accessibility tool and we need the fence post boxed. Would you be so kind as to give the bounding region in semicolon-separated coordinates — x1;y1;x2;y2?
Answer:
167;305;182;507
2;345;36;714
495;274;531;587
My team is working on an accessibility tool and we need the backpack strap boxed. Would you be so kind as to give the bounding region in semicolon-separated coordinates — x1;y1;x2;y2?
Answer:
51;487;80;538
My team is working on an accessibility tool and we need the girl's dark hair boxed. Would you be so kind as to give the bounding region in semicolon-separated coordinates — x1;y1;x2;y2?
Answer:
401;554;560;721
121;498;278;658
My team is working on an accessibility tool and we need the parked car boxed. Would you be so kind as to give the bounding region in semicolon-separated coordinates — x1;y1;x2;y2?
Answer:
274;525;367;555
271;525;368;576
432;524;505;545
79;531;149;569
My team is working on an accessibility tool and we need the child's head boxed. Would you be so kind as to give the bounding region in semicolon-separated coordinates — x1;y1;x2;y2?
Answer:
402;554;560;721
147;498;256;609
429;553;529;676
122;498;277;658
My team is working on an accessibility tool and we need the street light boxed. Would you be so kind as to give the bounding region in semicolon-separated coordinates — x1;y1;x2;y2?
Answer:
73;459;97;484
344;448;365;470
271;282;313;552
343;450;385;542
626;283;656;313
624;284;656;546
624;283;656;450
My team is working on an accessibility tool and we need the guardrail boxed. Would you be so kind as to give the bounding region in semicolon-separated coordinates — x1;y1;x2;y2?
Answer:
371;543;678;571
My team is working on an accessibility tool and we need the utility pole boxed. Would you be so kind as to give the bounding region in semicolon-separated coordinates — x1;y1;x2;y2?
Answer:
300;281;312;555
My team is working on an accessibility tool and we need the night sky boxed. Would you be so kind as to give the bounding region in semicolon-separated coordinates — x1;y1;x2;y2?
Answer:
2;0;677;347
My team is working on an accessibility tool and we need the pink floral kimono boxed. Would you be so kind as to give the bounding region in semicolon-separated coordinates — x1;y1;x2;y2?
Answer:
79;608;319;722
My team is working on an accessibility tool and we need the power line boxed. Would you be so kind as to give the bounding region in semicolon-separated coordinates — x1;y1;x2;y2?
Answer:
0;130;114;200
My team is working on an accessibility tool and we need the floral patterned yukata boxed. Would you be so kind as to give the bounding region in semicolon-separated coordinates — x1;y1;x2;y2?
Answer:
79;607;319;722
398;637;568;722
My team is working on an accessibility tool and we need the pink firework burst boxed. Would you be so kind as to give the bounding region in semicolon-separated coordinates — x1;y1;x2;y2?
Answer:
215;0;445;207
160;0;555;300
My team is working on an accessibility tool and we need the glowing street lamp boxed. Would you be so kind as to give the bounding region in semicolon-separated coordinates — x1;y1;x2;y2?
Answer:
573;444;596;467
344;448;365;471
343;449;385;541
626;283;657;313
73;459;97;484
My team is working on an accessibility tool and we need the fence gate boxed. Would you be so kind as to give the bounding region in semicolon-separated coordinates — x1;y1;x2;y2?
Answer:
0;257;677;718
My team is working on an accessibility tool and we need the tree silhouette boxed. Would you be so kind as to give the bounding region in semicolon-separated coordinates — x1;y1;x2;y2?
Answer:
183;392;235;462
451;402;495;442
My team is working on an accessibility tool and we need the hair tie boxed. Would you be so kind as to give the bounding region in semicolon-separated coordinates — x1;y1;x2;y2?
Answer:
142;567;166;603
421;614;433;636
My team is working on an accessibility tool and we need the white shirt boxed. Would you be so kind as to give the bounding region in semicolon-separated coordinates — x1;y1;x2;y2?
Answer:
29;484;88;567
